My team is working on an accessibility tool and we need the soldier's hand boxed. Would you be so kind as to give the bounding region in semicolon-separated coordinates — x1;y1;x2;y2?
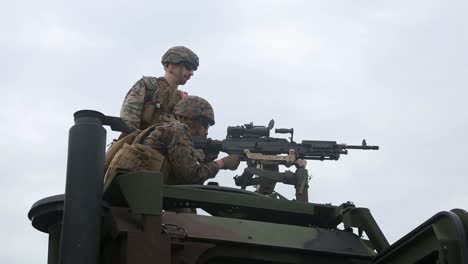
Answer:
204;149;220;163
220;155;241;170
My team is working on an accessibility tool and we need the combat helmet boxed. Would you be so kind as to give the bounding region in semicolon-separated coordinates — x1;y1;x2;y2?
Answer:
161;46;199;71
174;96;215;125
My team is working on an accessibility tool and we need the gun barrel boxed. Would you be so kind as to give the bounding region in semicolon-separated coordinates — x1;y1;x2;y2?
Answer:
345;145;379;150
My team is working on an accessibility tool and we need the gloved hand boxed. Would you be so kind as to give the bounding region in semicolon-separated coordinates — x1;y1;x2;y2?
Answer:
204;149;220;163
221;154;241;170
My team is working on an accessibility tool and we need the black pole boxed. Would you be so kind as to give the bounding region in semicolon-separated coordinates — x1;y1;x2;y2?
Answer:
59;110;106;264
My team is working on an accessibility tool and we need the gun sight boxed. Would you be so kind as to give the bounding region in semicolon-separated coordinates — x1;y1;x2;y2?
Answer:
227;119;275;138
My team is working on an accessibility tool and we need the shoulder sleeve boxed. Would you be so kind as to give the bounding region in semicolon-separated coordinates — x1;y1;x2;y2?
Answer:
120;78;147;131
165;123;220;184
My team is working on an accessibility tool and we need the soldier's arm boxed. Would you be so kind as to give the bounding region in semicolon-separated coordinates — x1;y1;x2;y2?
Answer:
120;78;147;131
166;124;220;184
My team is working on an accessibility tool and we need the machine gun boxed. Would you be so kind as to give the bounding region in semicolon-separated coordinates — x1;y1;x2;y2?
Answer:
193;120;379;202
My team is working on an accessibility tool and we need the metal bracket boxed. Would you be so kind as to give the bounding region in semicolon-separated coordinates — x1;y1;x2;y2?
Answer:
244;149;297;166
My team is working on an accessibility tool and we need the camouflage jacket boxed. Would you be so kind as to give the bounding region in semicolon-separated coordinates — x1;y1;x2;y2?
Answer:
141;121;220;185
120;76;188;132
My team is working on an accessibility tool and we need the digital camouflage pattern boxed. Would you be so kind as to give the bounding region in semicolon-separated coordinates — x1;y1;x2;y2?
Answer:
161;46;199;70
120;77;187;131
141;121;220;184
174;96;215;125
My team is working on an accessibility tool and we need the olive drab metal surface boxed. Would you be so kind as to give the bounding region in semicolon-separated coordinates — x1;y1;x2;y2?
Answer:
28;110;468;264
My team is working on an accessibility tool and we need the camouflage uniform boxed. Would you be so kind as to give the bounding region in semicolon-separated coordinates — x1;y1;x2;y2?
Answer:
120;46;199;132
107;96;218;186
120;77;187;131
141;121;220;184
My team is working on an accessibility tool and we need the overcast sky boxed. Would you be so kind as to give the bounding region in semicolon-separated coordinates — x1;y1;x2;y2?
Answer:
2;0;468;263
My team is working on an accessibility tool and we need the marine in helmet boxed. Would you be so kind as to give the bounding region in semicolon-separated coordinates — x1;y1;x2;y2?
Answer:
119;46;200;133
106;96;241;187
